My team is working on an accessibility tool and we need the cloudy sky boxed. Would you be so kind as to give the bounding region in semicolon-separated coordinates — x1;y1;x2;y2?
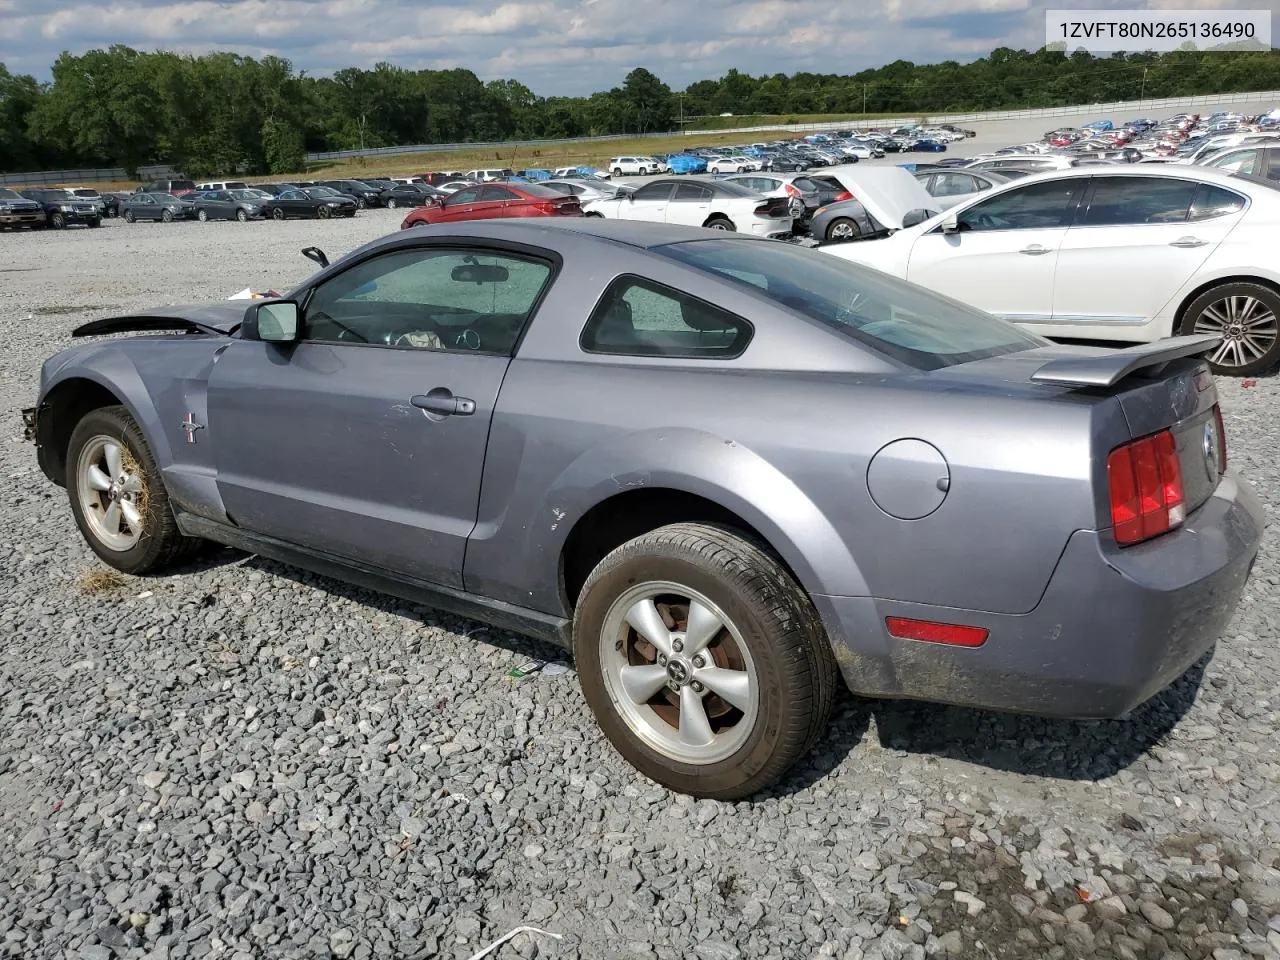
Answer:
0;0;1269;95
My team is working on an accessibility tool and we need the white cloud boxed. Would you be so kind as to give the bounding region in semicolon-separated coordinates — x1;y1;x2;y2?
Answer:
2;0;1261;95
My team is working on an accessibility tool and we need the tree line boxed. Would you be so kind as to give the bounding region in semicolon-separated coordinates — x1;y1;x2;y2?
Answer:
3;45;1280;177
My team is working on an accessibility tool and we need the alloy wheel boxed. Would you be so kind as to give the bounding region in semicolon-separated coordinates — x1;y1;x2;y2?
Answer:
598;581;759;765
1194;295;1280;370
76;436;146;552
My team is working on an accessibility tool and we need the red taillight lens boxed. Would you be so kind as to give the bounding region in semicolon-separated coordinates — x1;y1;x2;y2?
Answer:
833;190;853;202
885;617;989;648
1107;429;1185;546
784;183;801;198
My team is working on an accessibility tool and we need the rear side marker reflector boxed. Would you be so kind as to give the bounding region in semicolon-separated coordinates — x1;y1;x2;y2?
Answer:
885;617;989;648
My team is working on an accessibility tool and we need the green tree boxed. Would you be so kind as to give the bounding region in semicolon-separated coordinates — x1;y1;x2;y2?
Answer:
619;67;673;132
0;64;43;170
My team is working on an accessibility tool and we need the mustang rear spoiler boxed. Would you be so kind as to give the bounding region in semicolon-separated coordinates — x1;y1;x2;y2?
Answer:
1029;334;1219;388
72;316;234;338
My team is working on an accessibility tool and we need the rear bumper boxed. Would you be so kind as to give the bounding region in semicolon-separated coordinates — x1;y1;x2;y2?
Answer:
814;473;1264;719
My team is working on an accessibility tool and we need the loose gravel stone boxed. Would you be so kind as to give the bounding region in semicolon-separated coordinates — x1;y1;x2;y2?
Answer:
1;213;1280;960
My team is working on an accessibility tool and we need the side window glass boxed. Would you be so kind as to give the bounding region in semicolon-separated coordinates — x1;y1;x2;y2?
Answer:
303;248;553;355
479;185;515;201
1207;150;1258;175
448;188;480;204
580;276;753;359
632;183;673;202
1080;177;1197;226
954;180;1079;232
674;183;710;201
1189;184;1248;221
933;173;975;197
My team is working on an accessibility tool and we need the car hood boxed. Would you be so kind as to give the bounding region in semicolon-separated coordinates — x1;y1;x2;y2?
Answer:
72;302;247;338
817;164;941;228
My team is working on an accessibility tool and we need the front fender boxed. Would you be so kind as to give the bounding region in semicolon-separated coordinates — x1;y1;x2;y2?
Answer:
476;425;869;614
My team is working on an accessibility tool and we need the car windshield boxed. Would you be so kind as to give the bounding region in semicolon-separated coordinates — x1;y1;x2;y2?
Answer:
0;189;21;200
517;183;564;198
73;189;100;198
308;187;340;197
654;238;1046;370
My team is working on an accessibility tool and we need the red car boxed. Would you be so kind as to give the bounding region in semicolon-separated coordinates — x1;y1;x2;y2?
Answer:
400;182;583;228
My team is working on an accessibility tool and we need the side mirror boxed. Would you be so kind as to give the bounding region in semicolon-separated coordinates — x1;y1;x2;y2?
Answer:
242;300;300;343
301;246;329;268
626;192;634;201
940;215;960;234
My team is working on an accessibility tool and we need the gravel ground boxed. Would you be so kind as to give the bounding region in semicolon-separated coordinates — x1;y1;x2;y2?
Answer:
2;213;1280;960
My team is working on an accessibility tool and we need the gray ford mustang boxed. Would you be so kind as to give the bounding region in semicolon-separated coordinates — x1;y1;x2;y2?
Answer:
23;219;1264;799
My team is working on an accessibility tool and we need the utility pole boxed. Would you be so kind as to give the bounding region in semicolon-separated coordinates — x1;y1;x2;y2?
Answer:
1140;67;1148;103
679;93;684;127
863;84;867;116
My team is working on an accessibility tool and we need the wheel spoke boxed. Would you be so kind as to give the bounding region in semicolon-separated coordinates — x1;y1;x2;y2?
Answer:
678;685;714;747
101;502;122;535
618;664;669;705
1243;310;1277;331
682;600;724;658
121;473;144;495
1200;304;1229;329
625;599;674;657
119;500;143;532
1209;336;1234;367
1237;297;1260;323
104;442;124;482
695;666;752;713
86;465;112;491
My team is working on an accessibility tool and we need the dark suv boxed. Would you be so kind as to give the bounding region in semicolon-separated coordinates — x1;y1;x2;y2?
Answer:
18;189;102;228
0;188;46;228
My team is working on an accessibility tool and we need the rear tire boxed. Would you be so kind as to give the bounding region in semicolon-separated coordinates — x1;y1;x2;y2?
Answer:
272;207;285;221
89;218;102;228
387;198;398;209
573;522;836;800
613;168;623;177
123;210;136;223
197;209;209;222
1179;281;1280;377
704;216;735;231
66;406;203;575
356;198;367;209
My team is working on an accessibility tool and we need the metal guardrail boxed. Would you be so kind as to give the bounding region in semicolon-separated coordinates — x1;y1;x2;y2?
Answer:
4;89;1278;182
0;165;178;187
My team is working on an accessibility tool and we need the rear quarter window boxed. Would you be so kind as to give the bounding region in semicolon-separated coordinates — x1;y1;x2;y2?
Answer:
580;276;753;359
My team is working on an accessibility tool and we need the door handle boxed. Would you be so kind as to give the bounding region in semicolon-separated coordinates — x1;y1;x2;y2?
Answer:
1019;244;1051;255
411;391;476;417
1169;236;1207;248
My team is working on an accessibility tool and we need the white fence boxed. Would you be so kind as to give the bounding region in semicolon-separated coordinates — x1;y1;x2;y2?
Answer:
683;89;1280;136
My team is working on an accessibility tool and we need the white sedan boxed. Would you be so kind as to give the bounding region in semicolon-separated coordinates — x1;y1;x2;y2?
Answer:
582;177;793;237
820;165;1280;375
706;156;759;174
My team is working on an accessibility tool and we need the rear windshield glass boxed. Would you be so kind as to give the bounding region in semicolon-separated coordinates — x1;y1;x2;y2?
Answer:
654;238;1046;370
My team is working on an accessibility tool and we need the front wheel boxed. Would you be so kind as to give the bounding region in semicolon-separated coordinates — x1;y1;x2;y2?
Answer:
123;210;136;223
50;212;66;229
161;209;174;223
387;198;398;209
825;217;860;242
1180;281;1280;376
66;406;201;575
573;523;837;800
272;207;285;221
89;218;102;228
356;198;367;209
613;168;623;177
709;167;721;175
197;208;209;222
638;167;648;176
236;208;249;222
316;205;331;219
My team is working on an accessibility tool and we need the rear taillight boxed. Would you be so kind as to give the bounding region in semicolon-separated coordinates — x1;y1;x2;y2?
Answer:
833;190;853;202
784;183;801;198
754;197;791;218
1107;429;1185;546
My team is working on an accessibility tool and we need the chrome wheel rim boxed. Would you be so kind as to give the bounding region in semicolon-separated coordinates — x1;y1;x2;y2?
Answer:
708;220;732;231
599;581;758;765
828;220;857;240
77;436;145;551
1195;295;1279;368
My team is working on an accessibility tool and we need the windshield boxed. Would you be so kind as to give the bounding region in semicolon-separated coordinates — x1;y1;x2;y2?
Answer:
308;186;341;197
0;189;20;200
654;238;1046;370
73;189;100;197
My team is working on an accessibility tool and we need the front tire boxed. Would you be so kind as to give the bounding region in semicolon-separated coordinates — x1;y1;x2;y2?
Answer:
826;217;860;242
272;207;285;221
161;209;174;223
123;210;136;223
50;212;66;229
197;208;209;222
66;406;201;575
386;198;398;209
613;168;623;177
316;205;331;219
1180;281;1280;376
236;208;249;222
573;523;837;800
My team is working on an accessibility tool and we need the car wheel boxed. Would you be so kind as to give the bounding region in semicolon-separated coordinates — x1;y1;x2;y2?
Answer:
106;207;118;218
638;167;648;176
387;198;398;209
161;209;174;223
356;198;367;209
709;167;721;175
1180;281;1280;376
236;208;249;222
271;207;285;220
317;205;332;219
50;212;66;229
123;210;135;223
197;208;209;222
66;406;202;575
585;211;604;218
89;218;102;228
704;216;735;231
573;522;837;799
826;218;860;242
613;168;623;177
